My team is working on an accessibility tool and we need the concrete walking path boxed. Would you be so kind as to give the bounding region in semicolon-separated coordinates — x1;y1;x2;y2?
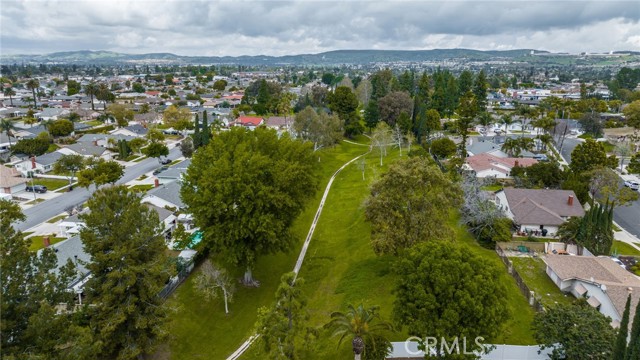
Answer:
226;144;371;360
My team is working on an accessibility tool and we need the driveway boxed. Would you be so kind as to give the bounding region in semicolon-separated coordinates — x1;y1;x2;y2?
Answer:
14;146;182;232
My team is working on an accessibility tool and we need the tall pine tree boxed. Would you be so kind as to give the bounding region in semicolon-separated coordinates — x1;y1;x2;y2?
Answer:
202;110;210;146
627;297;640;360
613;294;631;360
193;113;201;149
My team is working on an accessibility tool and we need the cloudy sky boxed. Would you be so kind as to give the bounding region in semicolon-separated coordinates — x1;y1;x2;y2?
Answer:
2;0;640;56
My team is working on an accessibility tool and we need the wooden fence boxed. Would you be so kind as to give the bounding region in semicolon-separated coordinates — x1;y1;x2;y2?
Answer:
495;246;545;313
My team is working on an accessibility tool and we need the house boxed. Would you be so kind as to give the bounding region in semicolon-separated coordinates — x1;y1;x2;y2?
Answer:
265;116;290;131
233;116;264;129
146;203;177;240
0;164;28;194
58;143;109;159
495;188;585;235
111;124;148;138
142;180;185;210
76;133;136;148
544;255;640;327
15;152;64;175
36;108;70;121
39;235;91;290
464;153;538;179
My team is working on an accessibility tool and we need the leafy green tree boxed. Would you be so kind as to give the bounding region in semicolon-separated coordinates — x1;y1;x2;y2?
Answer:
501;137;534;157
393;241;510;357
146;128;166;142
473;70;489;112
107;103;134;127
142;141;169;162
579;112;604;138
163;105;193;135
180;137;194;158
256;272;314;359
622;100;640;128
293;106;343;152
254;79;271;115
194;259;235;314
0;199;76;357
589;167;639;207
132;82;145;93
213;79;228;91
429;137;456;159
181;127;318;286
628;153;640;175
66;79;81;95
413;108;441;144
533;302;616;360
377;91;413;128
328;86;361;137
117;139;131;159
129;137;147;154
54;154;86;188
77;158;124;188
613;294;632;360
364;157;461;255
325;304;393;360
80;186;169;359
519;161;565;188
48;119;74;137
570;139;617;174
364;99;379;131
559;201;614;255
10;137;49;156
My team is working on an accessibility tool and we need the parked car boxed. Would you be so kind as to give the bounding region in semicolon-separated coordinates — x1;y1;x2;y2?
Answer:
624;180;640;191
160;158;172;165
25;185;47;193
153;166;169;175
532;154;548;161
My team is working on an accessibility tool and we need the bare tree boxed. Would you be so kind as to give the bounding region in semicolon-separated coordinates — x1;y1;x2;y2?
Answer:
391;124;404;157
371;122;392;166
194;260;236;314
405;131;415;153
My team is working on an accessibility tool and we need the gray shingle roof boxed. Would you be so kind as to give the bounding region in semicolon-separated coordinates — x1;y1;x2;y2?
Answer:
146;180;185;208
64;143;106;157
33;151;63;166
40;235;91;287
502;188;585;225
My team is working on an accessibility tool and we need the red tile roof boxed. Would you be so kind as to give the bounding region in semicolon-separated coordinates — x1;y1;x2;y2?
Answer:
466;153;538;174
236;116;264;127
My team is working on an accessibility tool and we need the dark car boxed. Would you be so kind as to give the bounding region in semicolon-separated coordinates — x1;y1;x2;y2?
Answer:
153;166;169;175
160;158;172;165
25;185;47;193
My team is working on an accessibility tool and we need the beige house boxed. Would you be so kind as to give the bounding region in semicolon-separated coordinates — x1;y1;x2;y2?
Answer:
0;165;28;194
544;255;640;327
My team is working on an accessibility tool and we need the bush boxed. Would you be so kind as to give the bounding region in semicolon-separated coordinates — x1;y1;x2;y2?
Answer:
11;138;50;156
48;119;74;137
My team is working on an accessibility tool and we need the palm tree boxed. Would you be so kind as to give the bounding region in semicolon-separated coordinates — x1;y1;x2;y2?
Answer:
537;133;553;151
500;113;515;135
26;79;40;108
325;304;393;360
476;111;493;137
3;87;16;106
0;119;16;147
85;82;98;110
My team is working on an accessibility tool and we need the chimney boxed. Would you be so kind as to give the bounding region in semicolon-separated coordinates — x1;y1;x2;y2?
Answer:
568;195;574;206
43;236;50;248
514;160;519;167
154;178;160;188
31;156;36;169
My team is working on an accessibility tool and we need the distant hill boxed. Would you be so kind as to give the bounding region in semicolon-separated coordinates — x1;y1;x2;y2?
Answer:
1;48;636;66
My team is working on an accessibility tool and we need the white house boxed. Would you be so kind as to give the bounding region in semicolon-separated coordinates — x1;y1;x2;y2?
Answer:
142;181;185;210
544;254;640;327
495;188;585;235
464;154;538;179
15;152;64;175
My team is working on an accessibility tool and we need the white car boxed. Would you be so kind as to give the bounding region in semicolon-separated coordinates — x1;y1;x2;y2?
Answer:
624;181;640;191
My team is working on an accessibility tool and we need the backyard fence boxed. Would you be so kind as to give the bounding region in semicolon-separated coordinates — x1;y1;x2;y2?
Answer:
495;246;546;313
158;259;195;300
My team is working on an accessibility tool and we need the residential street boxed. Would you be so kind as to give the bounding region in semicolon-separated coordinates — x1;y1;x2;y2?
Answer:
15;147;182;232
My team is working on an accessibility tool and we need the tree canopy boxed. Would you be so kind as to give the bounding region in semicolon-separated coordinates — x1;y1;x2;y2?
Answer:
181;127;318;285
364;157;461;255
393;241;510;356
570;139;617;174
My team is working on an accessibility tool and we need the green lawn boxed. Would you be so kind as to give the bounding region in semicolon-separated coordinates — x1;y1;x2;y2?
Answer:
165;138;536;360
510;257;573;307
28;235;66;251
46;144;59;153
481;184;503;192
46;214;68;223
611;240;640;256
85;120;103;126
31;178;70;191
129;184;154;193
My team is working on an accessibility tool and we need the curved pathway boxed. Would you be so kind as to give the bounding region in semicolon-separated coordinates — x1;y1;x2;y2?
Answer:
226;143;370;360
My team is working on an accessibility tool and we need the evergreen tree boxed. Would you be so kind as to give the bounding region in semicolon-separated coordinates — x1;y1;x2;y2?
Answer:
364;99;379;132
193;113;201;149
456;91;477;158
457;70;474;98
80;186;169;359
613;294;631;360
627;296;640;360
201;110;210;146
474;70;489;112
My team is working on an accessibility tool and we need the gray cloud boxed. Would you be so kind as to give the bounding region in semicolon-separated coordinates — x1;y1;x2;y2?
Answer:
1;0;639;56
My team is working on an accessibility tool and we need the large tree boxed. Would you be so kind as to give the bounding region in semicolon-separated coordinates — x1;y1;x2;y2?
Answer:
293;106;343;152
533;302;616;360
80;186;169;359
622;100;640;128
48;119;74;137
26;78;39;108
613;294;632;360
163;105;193;135
10;137;49;156
0;118;16;147
0;199;76;357
364;157;461;255
456;90;477;158
393;241;510;357
328;86;362;137
377;91;413;128
627;296;640;360
76;158;124;188
181;127;318;286
570;139;617;174
54;154;86;188
107;103;135;128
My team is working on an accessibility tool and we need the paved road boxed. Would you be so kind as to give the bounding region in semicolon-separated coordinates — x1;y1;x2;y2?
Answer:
556;137;640;238
15;147;181;231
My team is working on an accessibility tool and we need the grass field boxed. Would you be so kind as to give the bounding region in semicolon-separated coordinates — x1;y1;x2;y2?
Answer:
28;235;66;251
611;240;640;256
510;257;573;307
32;178;70;191
164;138;536;359
46;214;68;223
